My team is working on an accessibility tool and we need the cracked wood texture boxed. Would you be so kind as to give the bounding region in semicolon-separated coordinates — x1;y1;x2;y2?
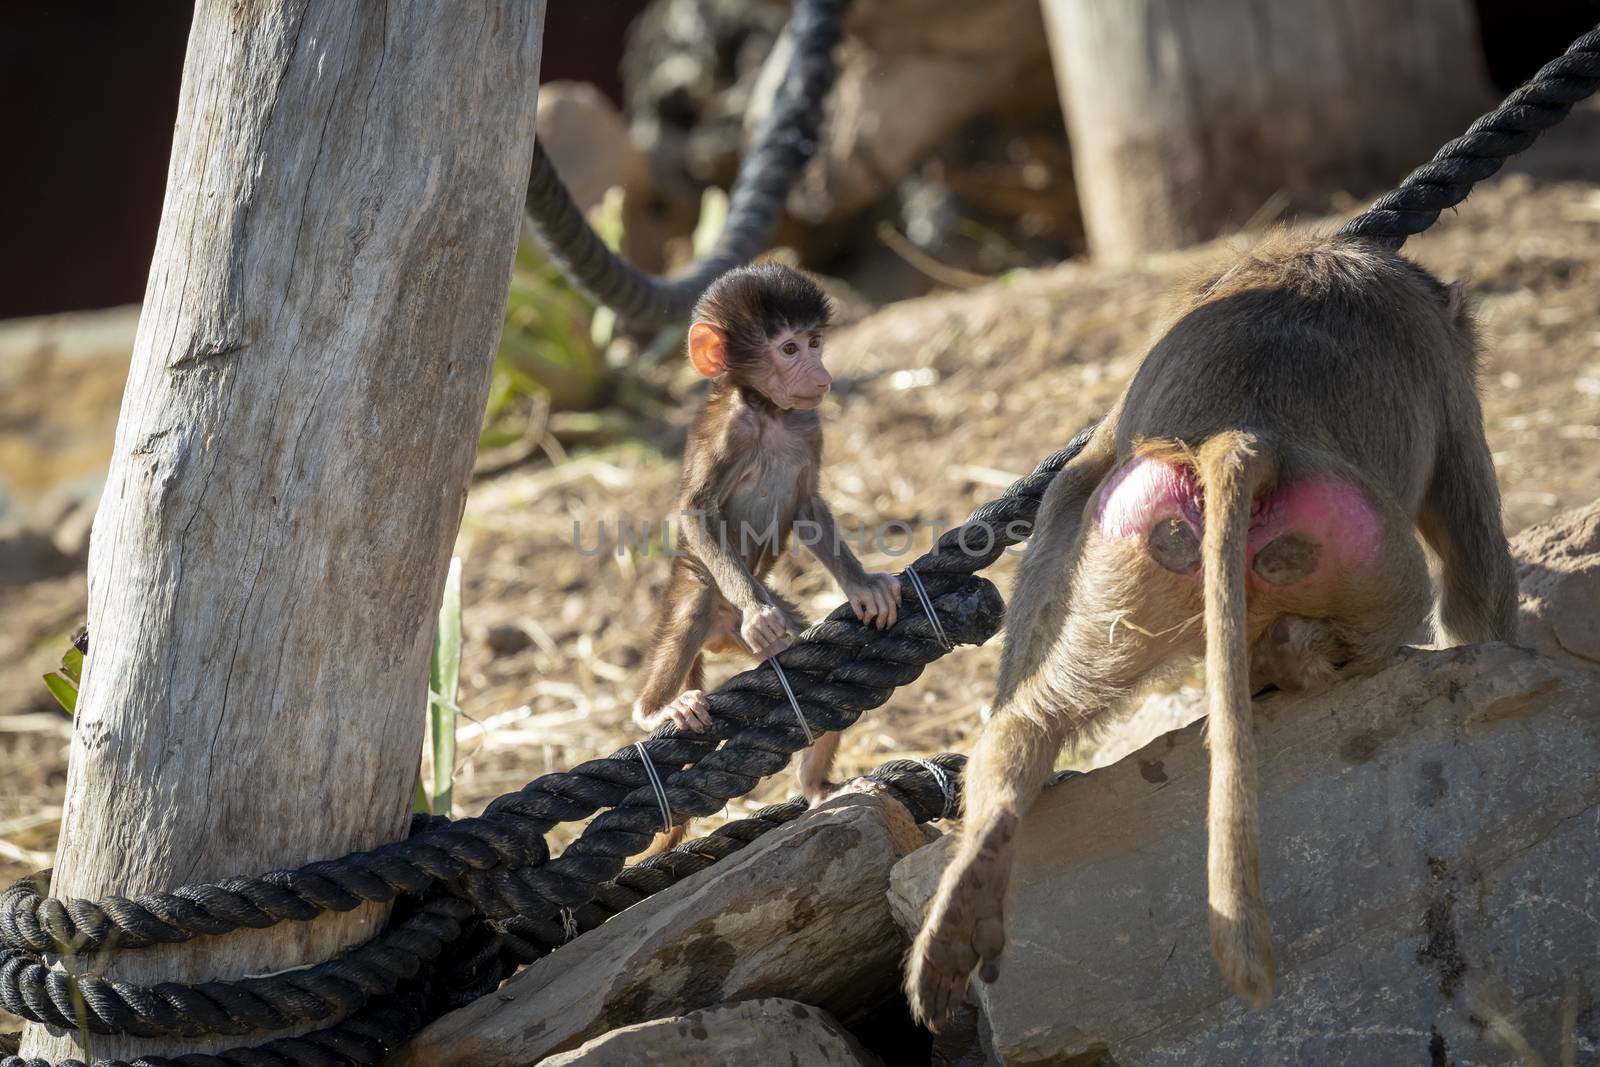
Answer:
22;2;545;1060
1040;0;1496;260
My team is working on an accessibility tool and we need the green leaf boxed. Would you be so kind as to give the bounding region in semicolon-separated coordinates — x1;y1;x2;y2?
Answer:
428;557;463;817
43;672;77;715
590;305;617;351
589;186;627;252
61;646;84;684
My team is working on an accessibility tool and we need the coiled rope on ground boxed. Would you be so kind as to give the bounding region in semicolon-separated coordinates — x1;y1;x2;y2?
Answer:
0;755;968;1067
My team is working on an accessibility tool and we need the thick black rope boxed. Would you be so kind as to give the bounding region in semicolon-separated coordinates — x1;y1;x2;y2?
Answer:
0;580;996;959
441;753;970;1007
0;894;468;1039
10;15;1599;1061
1337;24;1600;248
0;427;1091;1052
0;756;966;1067
458;575;1004;919
0;982;431;1067
524;0;850;326
0;423;1091;962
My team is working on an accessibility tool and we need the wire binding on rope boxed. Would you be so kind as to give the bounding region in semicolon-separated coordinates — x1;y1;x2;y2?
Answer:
769;659;815;745
911;758;957;820
634;742;675;834
904;566;953;651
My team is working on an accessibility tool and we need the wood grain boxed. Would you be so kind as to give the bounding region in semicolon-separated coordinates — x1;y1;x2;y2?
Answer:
23;1;545;1058
1042;0;1495;259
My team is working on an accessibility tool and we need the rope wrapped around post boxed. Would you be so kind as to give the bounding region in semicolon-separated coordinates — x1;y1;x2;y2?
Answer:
0;422;1094;963
0;756;966;1066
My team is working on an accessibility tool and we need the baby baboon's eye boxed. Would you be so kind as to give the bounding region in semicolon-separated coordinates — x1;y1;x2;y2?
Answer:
782;341;799;356
809;335;821;348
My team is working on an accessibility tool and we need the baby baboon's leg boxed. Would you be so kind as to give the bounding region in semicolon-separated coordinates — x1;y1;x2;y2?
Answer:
795;730;841;804
1417;423;1518;645
633;571;719;731
767;587;848;804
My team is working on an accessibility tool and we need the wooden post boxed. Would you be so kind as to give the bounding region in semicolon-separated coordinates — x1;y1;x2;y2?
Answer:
22;2;545;1060
1040;0;1496;260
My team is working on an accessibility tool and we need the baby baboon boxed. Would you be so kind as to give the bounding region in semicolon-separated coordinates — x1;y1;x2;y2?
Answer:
632;262;899;798
905;233;1518;1025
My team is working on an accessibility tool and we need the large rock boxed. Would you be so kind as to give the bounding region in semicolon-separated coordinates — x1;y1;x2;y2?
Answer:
1513;498;1600;671
891;643;1600;1065
395;788;927;1066
540;998;882;1066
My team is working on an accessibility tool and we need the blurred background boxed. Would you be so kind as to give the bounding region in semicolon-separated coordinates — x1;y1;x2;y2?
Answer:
3;0;1600;884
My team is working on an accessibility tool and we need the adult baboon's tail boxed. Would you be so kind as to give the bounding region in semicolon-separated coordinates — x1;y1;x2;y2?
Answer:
1196;430;1277;1007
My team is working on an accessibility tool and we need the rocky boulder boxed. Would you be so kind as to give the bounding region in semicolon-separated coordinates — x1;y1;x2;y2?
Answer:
395;788;929;1066
536;81;650;215
1513;498;1600;671
891;643;1600;1065
747;0;1059;226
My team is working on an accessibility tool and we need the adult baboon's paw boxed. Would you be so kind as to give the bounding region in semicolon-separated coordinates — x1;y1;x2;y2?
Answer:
904;815;1016;1029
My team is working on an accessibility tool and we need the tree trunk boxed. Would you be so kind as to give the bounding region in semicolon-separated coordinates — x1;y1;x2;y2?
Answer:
22;2;544;1060
1040;0;1496;260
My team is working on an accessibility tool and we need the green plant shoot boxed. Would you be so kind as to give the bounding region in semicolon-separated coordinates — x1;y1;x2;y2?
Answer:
418;556;463;817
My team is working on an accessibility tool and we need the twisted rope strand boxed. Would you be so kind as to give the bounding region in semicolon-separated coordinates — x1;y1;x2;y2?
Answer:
0;756;966;1066
1337;25;1600;247
525;0;852;326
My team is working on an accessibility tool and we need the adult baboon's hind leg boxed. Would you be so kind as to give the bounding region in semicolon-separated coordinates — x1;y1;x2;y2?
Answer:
906;530;1196;1025
1418;417;1518;645
906;430;1181;1027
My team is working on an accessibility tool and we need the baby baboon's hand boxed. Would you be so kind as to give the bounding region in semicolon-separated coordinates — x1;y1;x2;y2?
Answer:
846;572;901;630
740;603;791;659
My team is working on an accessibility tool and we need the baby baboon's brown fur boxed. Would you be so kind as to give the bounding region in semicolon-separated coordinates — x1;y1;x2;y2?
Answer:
905;234;1518;1026
630;263;901;855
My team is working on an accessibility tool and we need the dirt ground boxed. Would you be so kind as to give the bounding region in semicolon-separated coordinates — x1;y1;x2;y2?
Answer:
3;131;1599;896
